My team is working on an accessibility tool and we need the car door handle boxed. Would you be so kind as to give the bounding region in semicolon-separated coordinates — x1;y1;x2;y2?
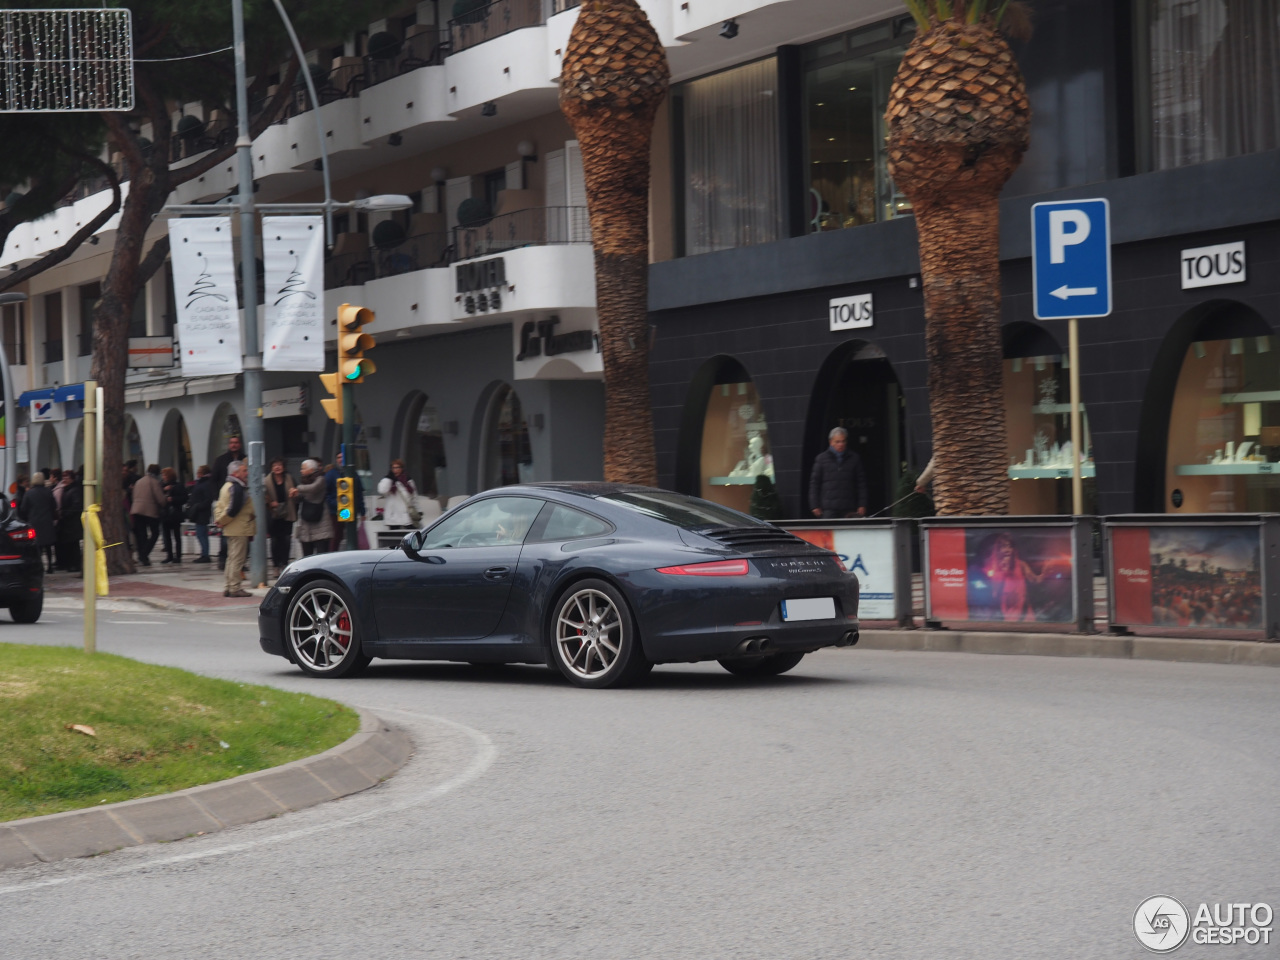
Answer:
484;566;511;581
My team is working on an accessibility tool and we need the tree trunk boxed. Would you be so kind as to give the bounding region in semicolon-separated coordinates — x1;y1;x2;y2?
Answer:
911;156;1009;515
91;164;166;575
577;115;658;485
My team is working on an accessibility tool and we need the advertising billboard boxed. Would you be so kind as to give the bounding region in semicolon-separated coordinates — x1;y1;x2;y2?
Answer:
787;525;896;620
926;525;1076;623
1110;524;1262;630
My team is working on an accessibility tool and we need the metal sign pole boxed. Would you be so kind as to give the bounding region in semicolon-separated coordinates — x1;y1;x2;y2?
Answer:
1069;316;1083;515
83;380;97;653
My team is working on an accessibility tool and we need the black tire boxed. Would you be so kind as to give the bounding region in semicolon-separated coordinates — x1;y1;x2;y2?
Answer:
9;592;43;624
285;579;371;678
548;578;651;688
718;651;806;677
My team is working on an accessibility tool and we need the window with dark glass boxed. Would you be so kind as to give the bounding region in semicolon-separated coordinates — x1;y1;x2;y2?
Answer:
1;303;24;365
43;292;63;364
1137;0;1280;170
678;57;780;255
802;19;913;232
78;282;100;356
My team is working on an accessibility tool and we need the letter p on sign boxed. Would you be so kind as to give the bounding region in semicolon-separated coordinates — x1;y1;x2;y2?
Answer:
1049;209;1091;263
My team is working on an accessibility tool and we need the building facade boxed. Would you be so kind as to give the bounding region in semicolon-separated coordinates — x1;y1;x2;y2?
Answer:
1;0;1277;521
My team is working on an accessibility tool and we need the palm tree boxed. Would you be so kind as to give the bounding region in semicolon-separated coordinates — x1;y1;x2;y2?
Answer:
559;0;669;485
886;1;1031;515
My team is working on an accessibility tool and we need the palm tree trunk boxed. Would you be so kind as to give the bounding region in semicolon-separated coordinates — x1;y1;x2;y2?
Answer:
577;115;657;485
912;160;1009;515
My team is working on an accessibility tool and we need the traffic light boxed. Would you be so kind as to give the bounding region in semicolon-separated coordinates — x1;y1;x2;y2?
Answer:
318;372;343;423
335;477;355;522
337;303;377;383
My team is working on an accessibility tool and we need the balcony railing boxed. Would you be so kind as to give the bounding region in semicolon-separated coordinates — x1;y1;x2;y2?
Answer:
453;206;590;261
550;0;581;13
321;206;590;289
449;0;543;54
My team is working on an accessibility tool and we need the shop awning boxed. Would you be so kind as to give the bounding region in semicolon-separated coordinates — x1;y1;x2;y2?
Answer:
17;388;54;408
54;383;84;403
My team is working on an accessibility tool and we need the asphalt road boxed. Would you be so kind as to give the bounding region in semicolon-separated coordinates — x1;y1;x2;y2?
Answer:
1;597;1278;959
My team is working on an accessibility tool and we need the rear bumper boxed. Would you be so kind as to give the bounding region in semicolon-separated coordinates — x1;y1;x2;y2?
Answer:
626;566;860;663
0;556;42;602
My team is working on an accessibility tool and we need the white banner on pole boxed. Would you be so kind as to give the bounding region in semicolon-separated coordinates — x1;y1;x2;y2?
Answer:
262;216;325;371
168;218;243;376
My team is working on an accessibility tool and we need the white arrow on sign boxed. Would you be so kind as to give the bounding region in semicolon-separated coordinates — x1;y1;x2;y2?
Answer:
1049;284;1098;300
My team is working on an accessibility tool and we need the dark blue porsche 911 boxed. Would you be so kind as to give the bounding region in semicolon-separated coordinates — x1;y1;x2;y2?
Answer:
258;483;859;688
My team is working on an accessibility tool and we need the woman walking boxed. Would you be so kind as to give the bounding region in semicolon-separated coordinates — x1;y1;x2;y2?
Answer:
21;472;58;574
160;467;187;563
293;459;333;557
377;459;420;529
264;458;297;575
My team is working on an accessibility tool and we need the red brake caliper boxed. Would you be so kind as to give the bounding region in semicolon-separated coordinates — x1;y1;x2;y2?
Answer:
336;611;351;648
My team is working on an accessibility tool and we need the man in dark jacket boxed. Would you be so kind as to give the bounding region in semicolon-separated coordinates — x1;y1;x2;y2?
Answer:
211;435;242;571
809;426;868;519
186;465;216;563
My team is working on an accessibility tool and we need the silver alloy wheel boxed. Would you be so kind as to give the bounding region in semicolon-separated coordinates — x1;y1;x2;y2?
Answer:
289;587;356;672
555;588;624;681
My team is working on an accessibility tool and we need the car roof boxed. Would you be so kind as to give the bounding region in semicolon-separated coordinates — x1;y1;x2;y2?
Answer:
502;482;655;499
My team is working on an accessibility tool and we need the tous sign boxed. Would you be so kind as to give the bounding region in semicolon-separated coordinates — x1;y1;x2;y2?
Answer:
1180;241;1246;290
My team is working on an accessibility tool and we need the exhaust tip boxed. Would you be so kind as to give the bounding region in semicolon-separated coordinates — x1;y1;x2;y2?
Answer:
835;629;860;648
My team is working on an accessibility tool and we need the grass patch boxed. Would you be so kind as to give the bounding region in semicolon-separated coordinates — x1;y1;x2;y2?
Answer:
0;643;359;822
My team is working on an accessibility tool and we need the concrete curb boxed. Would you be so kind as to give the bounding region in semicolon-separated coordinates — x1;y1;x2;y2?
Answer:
858;629;1280;667
0;709;412;870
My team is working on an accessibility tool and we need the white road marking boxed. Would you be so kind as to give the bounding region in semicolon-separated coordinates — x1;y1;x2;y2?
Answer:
0;709;496;896
106;620;169;625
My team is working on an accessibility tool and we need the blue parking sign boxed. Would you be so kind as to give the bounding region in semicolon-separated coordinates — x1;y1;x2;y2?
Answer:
1031;198;1111;319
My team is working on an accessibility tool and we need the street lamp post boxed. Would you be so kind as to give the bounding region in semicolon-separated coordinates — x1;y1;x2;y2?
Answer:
0;291;26;501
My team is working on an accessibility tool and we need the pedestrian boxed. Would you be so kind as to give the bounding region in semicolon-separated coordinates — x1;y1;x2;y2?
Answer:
210;435;243;571
377;458;420;528
13;473;29;511
214;459;255;598
186;465;216;563
808;426;868;519
160;467;187;564
129;463;165;566
55;470;83;573
293;459;332;557
20;472;58;573
325;453;365;551
264;457;297;575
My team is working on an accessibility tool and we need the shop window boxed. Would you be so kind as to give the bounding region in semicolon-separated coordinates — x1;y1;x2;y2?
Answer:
78;282;99;357
2;302;25;365
699;379;775;514
802;19;914;231
406;402;447;500
1166;335;1280;512
1137;0;1280;171
483;384;532;489
678;58;781;256
43;293;63;365
1004;353;1095;515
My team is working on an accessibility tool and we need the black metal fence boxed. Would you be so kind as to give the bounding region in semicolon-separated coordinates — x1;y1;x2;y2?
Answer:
452;206;590;261
448;0;543;54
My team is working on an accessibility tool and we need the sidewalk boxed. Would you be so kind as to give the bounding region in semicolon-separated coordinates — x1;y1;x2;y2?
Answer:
44;560;269;613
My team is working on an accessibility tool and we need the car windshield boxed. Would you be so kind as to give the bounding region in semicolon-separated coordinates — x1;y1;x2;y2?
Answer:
600;491;766;530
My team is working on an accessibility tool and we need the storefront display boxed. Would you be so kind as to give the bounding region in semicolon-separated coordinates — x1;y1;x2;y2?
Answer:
1004;355;1095;515
1167;336;1280;513
699;380;774;513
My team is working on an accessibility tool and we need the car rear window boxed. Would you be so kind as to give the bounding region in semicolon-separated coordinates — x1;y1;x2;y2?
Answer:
600;491;766;530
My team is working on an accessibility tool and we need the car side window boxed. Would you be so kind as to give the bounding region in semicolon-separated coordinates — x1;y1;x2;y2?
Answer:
420;497;544;549
538;504;612;542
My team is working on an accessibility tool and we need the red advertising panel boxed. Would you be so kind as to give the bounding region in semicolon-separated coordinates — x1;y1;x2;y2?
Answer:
1110;526;1153;624
1110;524;1262;630
791;528;834;552
927;525;1075;623
927;528;970;621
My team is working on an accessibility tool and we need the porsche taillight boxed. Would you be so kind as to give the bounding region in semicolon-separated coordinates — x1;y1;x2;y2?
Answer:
6;526;36;541
656;559;750;577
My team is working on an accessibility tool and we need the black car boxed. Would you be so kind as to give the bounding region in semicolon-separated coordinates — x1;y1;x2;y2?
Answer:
0;499;44;623
258;483;859;688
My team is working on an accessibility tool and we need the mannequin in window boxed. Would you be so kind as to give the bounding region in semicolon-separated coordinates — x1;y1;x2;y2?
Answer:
728;435;774;480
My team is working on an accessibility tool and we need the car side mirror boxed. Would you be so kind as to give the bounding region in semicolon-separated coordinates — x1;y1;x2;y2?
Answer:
400;530;422;558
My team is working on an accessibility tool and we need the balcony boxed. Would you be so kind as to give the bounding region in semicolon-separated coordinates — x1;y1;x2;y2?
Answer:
449;0;544;54
453;205;590;261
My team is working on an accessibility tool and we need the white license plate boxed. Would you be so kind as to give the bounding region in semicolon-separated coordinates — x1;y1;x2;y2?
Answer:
780;597;836;622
